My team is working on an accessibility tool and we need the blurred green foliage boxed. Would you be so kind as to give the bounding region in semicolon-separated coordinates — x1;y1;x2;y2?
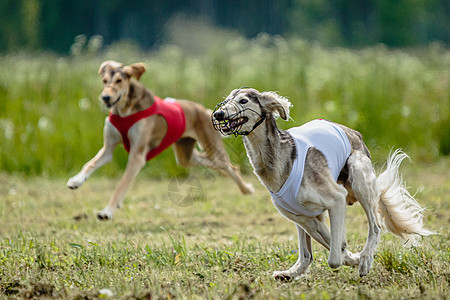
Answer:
0;0;448;53
0;33;448;177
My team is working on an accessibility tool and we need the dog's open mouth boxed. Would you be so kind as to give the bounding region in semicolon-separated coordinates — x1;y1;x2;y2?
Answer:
221;116;249;133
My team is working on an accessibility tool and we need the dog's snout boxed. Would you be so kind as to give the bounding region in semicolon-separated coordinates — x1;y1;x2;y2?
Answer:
213;110;225;121
102;95;111;103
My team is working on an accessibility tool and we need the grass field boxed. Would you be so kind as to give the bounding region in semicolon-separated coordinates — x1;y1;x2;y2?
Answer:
0;156;448;299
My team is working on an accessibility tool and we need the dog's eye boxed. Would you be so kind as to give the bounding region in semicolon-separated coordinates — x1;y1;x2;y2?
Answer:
102;79;107;84
116;79;122;83
239;99;248;104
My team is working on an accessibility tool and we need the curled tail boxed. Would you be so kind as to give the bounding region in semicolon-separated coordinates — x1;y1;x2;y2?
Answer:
377;149;435;246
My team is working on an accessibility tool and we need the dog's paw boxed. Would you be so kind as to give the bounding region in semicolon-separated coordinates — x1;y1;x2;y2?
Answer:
359;254;374;277
242;183;255;194
67;175;86;189
327;257;342;269
343;250;360;266
97;210;113;221
272;270;293;282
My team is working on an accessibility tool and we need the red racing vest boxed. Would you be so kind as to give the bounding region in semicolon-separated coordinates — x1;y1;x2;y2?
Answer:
109;96;186;161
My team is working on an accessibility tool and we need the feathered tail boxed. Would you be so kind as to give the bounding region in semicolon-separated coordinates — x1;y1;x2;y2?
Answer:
377;149;435;246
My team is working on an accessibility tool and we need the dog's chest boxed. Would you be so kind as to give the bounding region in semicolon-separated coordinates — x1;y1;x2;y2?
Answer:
269;120;352;216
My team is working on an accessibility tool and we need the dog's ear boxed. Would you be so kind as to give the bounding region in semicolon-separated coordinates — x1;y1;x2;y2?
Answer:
259;91;291;120
98;60;123;76
123;63;146;81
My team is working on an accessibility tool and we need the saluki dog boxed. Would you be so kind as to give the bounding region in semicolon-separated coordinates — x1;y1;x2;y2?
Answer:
212;88;434;279
67;61;253;220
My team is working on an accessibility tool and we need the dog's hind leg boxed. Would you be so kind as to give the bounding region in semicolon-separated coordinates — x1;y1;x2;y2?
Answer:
174;138;254;194
273;225;313;281
346;150;381;277
173;138;222;171
214;161;254;194
184;107;254;194
200;140;254;194
173;138;197;167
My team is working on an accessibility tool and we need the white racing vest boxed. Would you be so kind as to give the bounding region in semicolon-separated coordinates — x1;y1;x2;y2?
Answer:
270;119;352;217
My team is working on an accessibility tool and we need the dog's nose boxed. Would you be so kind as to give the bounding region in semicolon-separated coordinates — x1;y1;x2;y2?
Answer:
213;110;225;121
102;95;111;103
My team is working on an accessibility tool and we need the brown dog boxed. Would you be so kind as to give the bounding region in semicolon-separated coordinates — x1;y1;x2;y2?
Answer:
67;61;253;220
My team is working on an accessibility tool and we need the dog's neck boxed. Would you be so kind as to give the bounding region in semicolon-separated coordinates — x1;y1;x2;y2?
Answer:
112;80;154;117
243;115;296;193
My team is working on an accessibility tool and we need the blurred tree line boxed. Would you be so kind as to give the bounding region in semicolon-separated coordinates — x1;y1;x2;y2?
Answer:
1;0;449;53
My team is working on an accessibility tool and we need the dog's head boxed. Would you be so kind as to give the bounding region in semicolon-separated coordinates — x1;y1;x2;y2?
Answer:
98;60;146;108
212;88;291;136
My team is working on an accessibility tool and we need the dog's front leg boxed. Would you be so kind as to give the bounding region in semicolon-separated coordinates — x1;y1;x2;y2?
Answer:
327;191;347;269
273;225;313;281
295;215;360;268
67;146;115;189
97;146;146;220
67;121;120;189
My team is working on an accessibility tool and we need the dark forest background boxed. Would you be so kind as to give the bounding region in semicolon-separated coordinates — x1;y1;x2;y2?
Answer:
1;0;449;53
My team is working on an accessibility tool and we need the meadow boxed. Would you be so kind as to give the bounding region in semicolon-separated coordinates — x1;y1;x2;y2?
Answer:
0;34;449;177
0;159;448;299
0;32;449;298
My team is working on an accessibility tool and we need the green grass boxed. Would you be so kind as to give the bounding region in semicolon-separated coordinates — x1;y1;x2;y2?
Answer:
0;157;448;299
0;37;449;177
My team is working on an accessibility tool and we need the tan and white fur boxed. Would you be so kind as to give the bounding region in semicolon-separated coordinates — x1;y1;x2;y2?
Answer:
67;61;254;220
212;88;434;279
